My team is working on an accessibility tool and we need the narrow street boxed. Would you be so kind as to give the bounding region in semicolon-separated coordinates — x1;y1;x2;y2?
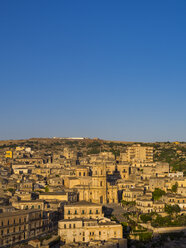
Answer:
104;203;128;223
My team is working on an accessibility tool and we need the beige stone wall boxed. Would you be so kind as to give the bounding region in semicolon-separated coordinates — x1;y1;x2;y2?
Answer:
58;219;122;244
39;194;68;201
117;164;130;179
123;189;143;202
153;226;186;234
149;178;167;191
12;201;44;210
0;210;44;247
107;185;118;203
64;177;80;188
75;167;89;177
136;199;153;213
64;203;103;219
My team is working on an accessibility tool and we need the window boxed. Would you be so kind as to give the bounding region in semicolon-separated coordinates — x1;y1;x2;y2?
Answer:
75;210;77;214
82;210;84;214
64;224;66;229
96;210;99;214
8;220;9;225
69;224;71;228
89;210;92;214
73;224;75;228
99;231;101;236
100;181;102;187
79;172;81;176
68;210;70;214
83;172;85;176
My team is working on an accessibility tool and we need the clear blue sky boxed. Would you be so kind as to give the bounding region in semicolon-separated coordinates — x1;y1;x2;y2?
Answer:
0;0;186;142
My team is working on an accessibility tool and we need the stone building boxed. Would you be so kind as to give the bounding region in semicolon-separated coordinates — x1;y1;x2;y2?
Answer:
120;144;153;163
117;179;136;191
0;210;48;247
19;181;34;192
177;187;186;196
136;196;153;213
78;164;107;204
64;177;81;188
47;177;63;187
141;162;169;180
12;200;45;210
77;163;118;204
162;194;186;210
39;191;77;202
116;163;130;179
63;147;77;160
152;201;165;213
58;218;123;244
99;152;115;160
64;201;104;219
149;177;169;191
73;165;89;177
14;191;32;201
106;162;117;175
122;188;144;202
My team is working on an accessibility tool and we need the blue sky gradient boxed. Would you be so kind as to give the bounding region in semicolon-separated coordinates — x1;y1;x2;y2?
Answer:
0;0;186;141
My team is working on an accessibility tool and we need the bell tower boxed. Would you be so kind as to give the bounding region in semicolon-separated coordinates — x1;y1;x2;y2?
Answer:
91;163;107;204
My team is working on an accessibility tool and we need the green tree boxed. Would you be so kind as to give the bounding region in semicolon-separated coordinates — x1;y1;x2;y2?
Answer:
7;188;15;193
140;214;152;223
171;182;178;193
45;186;49;192
152;188;166;201
139;232;152;241
164;204;181;215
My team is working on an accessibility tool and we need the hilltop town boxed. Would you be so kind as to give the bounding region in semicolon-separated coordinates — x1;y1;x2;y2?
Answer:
0;138;186;248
